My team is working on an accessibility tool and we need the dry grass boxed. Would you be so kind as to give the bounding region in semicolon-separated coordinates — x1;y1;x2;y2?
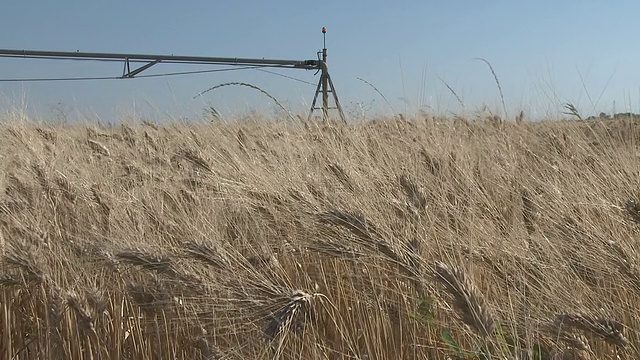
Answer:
1;114;640;359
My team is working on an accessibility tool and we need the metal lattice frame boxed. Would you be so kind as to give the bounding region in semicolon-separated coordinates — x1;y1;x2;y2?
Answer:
0;44;345;123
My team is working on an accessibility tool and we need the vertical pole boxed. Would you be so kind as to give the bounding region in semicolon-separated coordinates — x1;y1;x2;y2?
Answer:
321;27;329;123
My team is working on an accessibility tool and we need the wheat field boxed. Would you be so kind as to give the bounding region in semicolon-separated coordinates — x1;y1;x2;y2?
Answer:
1;113;639;359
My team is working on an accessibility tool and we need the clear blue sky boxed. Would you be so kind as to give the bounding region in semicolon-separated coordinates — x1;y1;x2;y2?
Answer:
2;1;640;122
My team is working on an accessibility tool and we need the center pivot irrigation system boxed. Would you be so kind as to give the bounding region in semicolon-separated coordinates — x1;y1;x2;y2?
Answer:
0;27;345;123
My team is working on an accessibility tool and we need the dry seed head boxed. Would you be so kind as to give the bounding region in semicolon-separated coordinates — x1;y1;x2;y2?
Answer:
606;240;640;289
540;321;592;352
175;146;213;174
194;328;230;360
116;248;175;274
624;200;640;224
558;333;591;353
263;290;316;340
521;188;536;235
90;185;111;215
189;130;203;147
246;254;279;269
141;120;158;130
0;199;26;215
161;189;181;213
66;291;96;334
183;241;231;269
7;127;23;142
85;288;108;319
549;348;592;360
195;329;214;360
420;148;441;176
179;189;198;205
308;239;365;258
48;285;65;325
127;279;175;314
5;174;32;204
121;124;137;146
554;313;628;348
236;129;248;154
54;172;77;203
35;127;57;143
87;139;110;156
318;209;375;242
144;131;159;151
3;243;45;284
318;209;416;275
399;174;426;211
434;261;496;337
605;239;630;266
326;163;355;191
0;273;22;287
75;244;120;270
31;162;51;194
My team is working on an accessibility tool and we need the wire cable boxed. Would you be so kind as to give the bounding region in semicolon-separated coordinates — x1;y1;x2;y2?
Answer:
133;65;267;78
254;68;316;86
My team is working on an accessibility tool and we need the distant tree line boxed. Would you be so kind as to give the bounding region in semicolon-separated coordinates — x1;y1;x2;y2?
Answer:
585;112;640;121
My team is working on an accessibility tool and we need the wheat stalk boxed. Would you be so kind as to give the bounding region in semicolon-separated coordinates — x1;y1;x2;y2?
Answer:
193;82;295;122
435;74;465;109
474;57;507;119
356;77;395;114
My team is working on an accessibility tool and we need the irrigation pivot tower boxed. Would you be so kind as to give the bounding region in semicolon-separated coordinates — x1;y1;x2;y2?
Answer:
0;27;345;123
308;27;345;123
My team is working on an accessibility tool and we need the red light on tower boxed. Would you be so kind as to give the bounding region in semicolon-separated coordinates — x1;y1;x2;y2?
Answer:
322;27;326;34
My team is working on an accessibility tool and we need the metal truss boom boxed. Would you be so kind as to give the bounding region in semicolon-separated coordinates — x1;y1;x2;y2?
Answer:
0;49;320;72
0;40;345;122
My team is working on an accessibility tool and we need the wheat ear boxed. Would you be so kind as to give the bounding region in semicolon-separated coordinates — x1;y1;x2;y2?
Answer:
554;313;628;348
183;241;231;269
263;290;316;341
434;261;496;337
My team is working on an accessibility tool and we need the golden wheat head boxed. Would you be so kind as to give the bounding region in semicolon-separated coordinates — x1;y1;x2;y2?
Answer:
434;261;496;337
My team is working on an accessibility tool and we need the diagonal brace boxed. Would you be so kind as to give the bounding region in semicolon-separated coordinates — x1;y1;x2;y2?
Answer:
122;59;161;78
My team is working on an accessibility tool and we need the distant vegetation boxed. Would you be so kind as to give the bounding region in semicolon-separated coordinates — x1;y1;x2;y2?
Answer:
1;114;640;359
586;111;640;121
